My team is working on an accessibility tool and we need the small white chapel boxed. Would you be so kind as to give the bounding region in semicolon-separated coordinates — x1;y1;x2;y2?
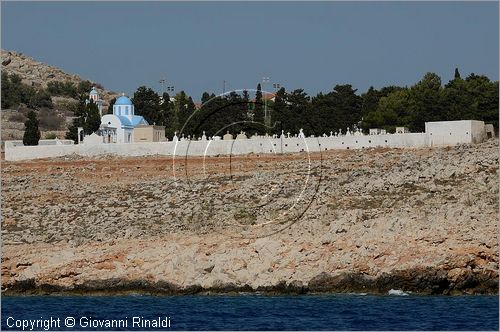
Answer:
99;93;149;143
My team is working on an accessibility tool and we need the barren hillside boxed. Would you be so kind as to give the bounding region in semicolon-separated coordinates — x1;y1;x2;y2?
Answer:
1;49;117;101
2;140;498;295
1;49;119;142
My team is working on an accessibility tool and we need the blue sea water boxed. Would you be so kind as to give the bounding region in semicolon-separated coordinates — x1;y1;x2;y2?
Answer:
1;294;498;331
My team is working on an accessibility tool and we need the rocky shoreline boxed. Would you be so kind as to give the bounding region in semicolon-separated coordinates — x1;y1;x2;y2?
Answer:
2;140;499;296
4;268;497;296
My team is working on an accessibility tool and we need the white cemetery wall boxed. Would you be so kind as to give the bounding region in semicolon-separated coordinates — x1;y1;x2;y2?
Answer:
4;140;24;148
425;120;481;146
5;144;80;161
2;134;430;161
3;120;487;161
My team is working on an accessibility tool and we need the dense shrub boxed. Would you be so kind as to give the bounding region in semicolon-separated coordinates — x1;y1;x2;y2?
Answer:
2;72;53;109
45;132;58;139
47;81;77;98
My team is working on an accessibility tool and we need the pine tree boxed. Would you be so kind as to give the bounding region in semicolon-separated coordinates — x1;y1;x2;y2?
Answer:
66;120;83;143
132;86;161;124
242;90;250;102
454;68;461;79
201;92;211;105
65;99;101;142
160;92;176;139
409;72;444;131
197;93;222;137
270;87;288;135
107;97;116;114
286;89;311;135
23;110;41;146
85;100;101;134
254;83;265;133
1;71;11;109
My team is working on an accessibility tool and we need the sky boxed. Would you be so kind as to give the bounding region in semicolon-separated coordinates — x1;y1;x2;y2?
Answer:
2;1;498;101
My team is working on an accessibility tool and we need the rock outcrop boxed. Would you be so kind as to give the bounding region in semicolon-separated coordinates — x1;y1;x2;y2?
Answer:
1;140;498;295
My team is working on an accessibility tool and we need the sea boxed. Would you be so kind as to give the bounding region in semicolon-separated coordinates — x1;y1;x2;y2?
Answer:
1;294;498;331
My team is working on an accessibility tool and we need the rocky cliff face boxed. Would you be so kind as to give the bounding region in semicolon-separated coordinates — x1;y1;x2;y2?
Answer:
1;140;498;295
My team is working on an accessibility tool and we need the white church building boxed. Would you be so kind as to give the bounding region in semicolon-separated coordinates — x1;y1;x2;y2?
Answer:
99;94;149;143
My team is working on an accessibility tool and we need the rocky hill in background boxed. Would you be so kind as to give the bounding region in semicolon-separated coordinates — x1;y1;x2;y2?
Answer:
1;49;118;101
1;49;119;142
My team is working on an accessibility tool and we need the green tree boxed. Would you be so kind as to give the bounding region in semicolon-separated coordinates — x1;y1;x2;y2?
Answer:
361;86;380;118
1;72;23;108
47;81;77;97
66;119;83;143
223;91;249;134
28;90;53;109
170;91;196;137
284;89;311;135
408;72;444;131
309;85;362;136
253;83;264;128
132;86;161;124
463;73;499;127
65;99;101;142
371;89;412;132
84;100;101;134
184;96;198;136
107;97;116;114
201;92;212;105
1;72;54;109
242;90;250;102
23;110;41;145
10;74;25;107
442;73;470;121
77;81;93;97
1;71;12;108
333;84;362;131
196;93;226;137
160;92;177;139
269;87;294;135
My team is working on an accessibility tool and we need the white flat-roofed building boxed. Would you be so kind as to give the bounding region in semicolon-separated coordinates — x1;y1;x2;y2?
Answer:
425;120;487;146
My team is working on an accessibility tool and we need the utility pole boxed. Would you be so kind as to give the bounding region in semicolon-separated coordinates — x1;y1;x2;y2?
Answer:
159;78;174;105
159;78;166;94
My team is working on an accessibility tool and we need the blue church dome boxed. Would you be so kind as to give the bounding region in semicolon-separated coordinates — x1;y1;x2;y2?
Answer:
90;87;98;95
115;95;133;106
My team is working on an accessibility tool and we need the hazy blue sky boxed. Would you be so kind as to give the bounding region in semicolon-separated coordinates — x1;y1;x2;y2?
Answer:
2;1;498;101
